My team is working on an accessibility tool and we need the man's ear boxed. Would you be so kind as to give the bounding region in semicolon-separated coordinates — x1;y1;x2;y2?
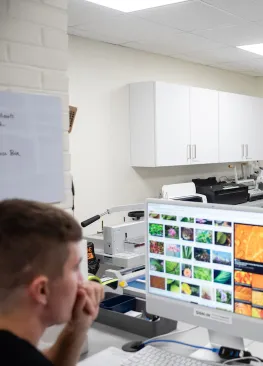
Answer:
28;276;49;305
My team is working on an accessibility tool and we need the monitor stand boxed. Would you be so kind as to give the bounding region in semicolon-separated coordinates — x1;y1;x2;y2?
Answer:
191;330;245;363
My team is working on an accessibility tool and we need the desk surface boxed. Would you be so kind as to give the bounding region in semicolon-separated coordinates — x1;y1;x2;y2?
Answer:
88;321;207;357
85;321;263;363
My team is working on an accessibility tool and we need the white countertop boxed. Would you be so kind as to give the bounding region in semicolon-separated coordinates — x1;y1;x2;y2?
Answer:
82;321;262;364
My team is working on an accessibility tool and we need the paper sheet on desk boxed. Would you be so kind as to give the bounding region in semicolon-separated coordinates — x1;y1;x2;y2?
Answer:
78;347;129;366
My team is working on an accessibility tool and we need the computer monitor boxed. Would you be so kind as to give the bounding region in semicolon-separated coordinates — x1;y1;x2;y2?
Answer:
146;199;263;350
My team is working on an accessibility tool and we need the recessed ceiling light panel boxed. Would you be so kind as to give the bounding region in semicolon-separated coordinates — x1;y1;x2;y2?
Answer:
238;44;263;57
85;0;190;13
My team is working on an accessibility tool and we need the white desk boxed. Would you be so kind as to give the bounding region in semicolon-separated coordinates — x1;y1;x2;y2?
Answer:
41;321;263;364
82;322;261;364
86;323;205;356
80;322;206;365
86;322;141;358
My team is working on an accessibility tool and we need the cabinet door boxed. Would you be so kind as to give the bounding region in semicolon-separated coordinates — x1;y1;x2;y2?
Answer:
190;87;219;164
245;97;263;161
219;92;249;163
155;83;190;166
130;82;156;167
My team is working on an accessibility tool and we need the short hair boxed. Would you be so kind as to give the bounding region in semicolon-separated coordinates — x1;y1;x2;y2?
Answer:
0;199;82;303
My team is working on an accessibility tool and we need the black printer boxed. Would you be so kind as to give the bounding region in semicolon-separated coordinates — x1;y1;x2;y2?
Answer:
193;177;249;205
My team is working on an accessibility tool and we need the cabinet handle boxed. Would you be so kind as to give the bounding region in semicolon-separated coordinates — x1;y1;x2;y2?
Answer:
241;144;245;158
192;145;196;159
187;145;191;160
246;144;252;159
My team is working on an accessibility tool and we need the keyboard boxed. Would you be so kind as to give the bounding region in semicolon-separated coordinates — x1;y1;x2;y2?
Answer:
121;345;218;366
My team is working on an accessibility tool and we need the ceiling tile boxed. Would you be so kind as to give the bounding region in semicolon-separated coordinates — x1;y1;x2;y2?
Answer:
122;41;179;57
124;33;225;56
211;60;259;73
242;70;263;76
201;0;263;22
68;26;127;45
194;23;263;47
68;0;263;76
170;53;209;64
75;14;182;45
170;55;263;75
249;58;263;71
176;46;263;65
68;0;121;26
136;0;244;32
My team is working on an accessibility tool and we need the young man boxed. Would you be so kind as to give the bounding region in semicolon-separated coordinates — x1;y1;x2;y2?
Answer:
0;199;104;366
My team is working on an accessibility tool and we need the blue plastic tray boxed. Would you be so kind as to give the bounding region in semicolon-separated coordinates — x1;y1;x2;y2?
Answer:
100;295;136;313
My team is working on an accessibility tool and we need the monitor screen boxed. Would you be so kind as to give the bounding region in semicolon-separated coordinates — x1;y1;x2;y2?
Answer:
147;201;263;320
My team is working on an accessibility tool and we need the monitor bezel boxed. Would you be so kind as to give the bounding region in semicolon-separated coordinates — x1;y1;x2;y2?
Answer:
146;198;263;343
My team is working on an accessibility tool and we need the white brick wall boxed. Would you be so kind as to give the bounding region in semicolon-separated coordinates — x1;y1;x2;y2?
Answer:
9;43;68;70
0;0;71;209
9;0;67;31
42;70;69;91
42;28;68;51
0;19;42;45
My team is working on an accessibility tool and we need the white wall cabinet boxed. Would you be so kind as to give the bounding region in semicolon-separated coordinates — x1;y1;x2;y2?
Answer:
155;83;190;166
246;97;263;161
130;82;191;167
129;82;263;167
190;87;219;165
219;92;252;163
219;92;263;163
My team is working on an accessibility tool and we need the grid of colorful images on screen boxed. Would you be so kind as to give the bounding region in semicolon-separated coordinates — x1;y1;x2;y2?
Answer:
149;212;233;311
234;223;263;319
